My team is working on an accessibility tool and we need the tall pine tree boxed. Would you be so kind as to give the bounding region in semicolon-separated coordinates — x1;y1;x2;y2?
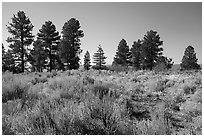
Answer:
37;20;60;72
140;30;163;70
131;39;142;70
93;45;107;70
83;51;91;70
180;45;200;70
6;11;34;73
113;39;130;66
59;18;84;70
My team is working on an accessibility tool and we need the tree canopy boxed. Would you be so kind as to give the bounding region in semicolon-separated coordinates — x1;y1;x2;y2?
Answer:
113;39;130;66
140;30;163;70
130;39;142;70
84;51;91;70
180;45;200;70
93;45;107;70
59;18;84;70
37;20;61;72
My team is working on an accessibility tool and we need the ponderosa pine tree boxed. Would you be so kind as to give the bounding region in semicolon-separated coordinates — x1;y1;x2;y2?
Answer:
83;51;91;70
59;18;84;70
37;20;60;72
180;45;200;70
93;45;107;70
140;30;163;70
6;11;34;73
113;39;130;66
131;39;142;70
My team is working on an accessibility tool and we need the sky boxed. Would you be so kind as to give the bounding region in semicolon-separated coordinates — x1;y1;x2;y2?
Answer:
2;2;202;65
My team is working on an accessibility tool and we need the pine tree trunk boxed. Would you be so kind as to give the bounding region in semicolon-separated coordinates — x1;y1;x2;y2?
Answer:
49;44;52;72
21;37;24;73
99;53;102;69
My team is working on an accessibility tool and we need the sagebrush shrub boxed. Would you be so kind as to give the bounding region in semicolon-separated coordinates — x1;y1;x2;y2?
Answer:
47;76;84;100
149;102;170;135
83;95;125;134
21;83;45;109
2;72;14;82
183;85;196;95
144;78;167;93
2;75;32;103
92;81;120;100
93;83;109;100
51;70;58;77
2;115;15;135
190;88;202;103
2;99;22;115
81;75;94;85
31;76;47;85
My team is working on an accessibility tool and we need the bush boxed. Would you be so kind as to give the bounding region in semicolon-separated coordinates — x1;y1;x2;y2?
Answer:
11;100;57;135
11;97;122;135
21;83;45;109
149;102;170;135
31;76;48;85
81;75;94;85
51;70;58;77
2;115;15;135
2;75;32;103
93;82;110;100
183;85;196;95
92;81;121;100
2;99;22;115
47;76;84;100
144;78;167;93
83;95;126;135
2;71;14;82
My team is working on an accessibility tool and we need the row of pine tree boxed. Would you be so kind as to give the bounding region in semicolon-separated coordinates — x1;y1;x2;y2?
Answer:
2;11;201;73
84;31;200;71
3;11;84;73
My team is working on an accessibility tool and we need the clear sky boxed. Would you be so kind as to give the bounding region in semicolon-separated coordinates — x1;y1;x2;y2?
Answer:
2;2;202;65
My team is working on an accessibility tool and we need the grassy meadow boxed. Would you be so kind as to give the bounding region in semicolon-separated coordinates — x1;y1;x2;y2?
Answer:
2;69;202;135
